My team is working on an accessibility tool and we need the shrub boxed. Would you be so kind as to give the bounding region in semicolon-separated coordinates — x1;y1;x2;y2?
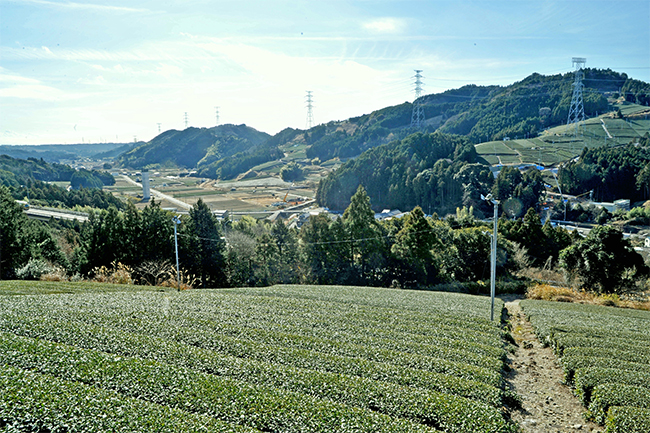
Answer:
15;258;57;280
587;383;650;424
606;406;650;433
91;261;133;285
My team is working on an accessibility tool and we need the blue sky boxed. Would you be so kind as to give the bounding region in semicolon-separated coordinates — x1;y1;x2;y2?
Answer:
1;0;649;145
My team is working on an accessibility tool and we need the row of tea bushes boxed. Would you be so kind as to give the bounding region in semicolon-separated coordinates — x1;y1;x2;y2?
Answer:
520;300;650;432
1;284;518;433
0;365;259;433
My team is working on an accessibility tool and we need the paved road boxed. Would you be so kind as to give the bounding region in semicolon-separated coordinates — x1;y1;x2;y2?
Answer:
23;205;88;222
121;175;192;210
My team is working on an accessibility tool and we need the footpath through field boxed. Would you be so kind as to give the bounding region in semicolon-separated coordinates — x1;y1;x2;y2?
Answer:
504;298;601;433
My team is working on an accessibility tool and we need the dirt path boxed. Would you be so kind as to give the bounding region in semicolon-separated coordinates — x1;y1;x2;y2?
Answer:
504;298;602;433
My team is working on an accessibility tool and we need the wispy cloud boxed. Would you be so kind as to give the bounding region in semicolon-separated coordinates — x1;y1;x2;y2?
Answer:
0;83;67;101
362;18;406;34
8;0;150;13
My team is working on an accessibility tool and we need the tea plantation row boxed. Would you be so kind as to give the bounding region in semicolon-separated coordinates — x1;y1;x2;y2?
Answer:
0;283;517;433
520;300;650;433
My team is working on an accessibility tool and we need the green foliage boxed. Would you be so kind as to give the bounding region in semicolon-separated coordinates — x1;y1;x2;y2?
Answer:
559;225;647;294
70;169;104;189
184;199;227;287
436;70;615;143
520;300;650;427
492;168;544;217
279;161;304;181
606;406;650;433
306;103;412;161
15;258;58;280
0;154;119;209
0;186;67;279
621;78;650;105
0;365;251;433
342;186;389;285
199;145;285;179
0;285;518;433
317;132;477;212
498;209;571;267
391;207;440;287
14;180;124;210
574;368;650;407
588;384;650;424
0;154;75;183
118;125;270;169
559;144;650;202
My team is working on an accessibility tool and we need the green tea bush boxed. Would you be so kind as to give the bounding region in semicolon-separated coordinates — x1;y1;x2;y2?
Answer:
587;383;650;424
605;406;650;433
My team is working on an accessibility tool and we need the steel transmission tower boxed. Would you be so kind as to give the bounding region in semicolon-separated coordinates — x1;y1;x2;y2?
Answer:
184;112;189;129
305;91;314;129
566;57;586;138
215;106;220;126
410;70;425;129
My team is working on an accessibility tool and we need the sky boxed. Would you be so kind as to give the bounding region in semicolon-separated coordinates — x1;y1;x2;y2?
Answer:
1;0;649;145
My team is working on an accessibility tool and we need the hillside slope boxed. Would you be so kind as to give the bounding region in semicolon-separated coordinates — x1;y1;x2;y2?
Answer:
117;124;271;170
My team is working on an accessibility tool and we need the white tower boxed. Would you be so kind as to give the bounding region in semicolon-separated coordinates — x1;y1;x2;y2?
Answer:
142;170;151;200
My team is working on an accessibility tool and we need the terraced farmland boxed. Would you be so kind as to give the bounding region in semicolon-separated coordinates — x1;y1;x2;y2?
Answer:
520;300;650;432
0;283;517;433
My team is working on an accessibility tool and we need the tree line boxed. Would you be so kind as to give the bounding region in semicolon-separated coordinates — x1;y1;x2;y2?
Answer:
2;185;645;295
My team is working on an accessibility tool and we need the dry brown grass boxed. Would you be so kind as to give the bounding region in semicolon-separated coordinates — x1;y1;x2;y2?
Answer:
526;283;650;311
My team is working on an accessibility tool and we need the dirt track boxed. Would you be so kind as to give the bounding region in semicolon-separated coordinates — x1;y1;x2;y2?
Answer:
504;298;602;433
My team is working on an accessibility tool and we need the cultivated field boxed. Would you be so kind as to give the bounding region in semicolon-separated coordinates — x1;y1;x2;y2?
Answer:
520;300;650;432
476;102;650;167
0;282;516;433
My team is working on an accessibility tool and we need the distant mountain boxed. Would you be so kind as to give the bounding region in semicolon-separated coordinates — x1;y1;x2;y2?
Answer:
116;124;271;170
0;142;136;163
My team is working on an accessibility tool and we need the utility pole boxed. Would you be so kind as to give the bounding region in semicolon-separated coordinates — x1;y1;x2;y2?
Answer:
410;70;425;129
305;91;314;129
481;193;499;322
172;215;181;291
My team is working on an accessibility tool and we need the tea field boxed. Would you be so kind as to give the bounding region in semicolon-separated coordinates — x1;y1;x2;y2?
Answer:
520;300;650;433
0;282;517;433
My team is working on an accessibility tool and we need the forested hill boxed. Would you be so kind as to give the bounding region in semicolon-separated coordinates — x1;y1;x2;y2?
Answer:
433;69;627;142
316;132;485;214
314;69;650;212
0;154;114;188
117;124;271;170
277;69;643;163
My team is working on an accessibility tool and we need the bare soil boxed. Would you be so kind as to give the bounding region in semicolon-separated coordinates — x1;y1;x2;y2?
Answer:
503;297;603;433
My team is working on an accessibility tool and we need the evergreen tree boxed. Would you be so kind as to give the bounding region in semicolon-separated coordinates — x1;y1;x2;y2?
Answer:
0;186;25;278
342;185;387;285
186;199;227;288
391;206;439;286
300;213;337;284
560;225;647;294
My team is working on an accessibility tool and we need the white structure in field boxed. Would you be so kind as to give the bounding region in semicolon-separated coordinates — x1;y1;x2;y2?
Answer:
142;171;151;200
